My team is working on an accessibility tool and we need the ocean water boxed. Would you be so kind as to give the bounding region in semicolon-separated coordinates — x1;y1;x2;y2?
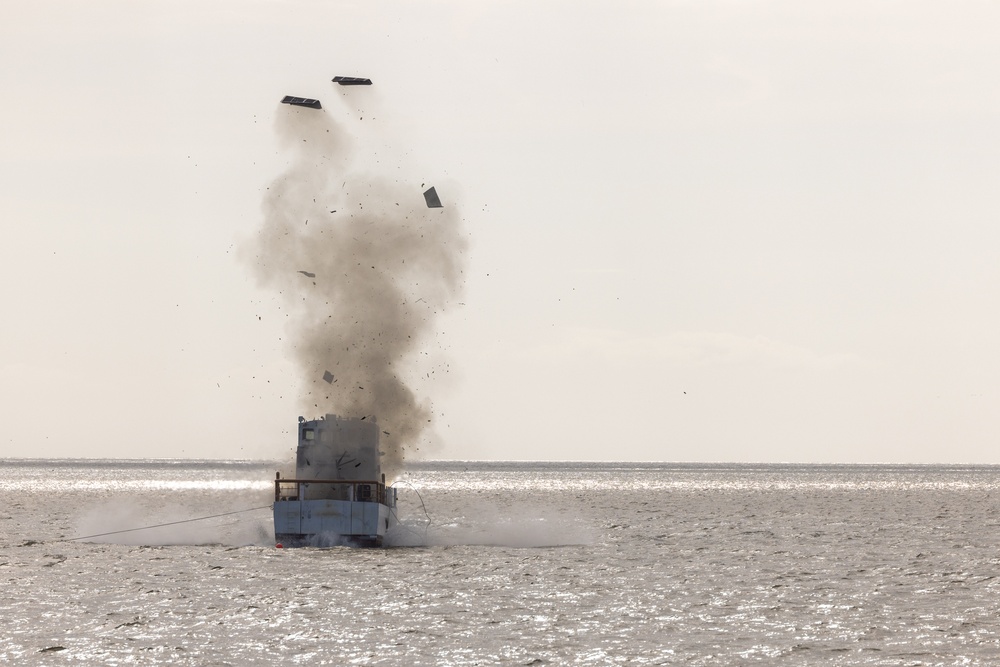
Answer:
2;460;1000;665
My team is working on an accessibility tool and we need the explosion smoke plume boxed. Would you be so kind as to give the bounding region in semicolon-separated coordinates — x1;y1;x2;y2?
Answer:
246;106;465;475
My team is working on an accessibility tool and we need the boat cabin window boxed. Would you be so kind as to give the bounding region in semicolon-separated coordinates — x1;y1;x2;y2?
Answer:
302;428;315;441
357;484;372;501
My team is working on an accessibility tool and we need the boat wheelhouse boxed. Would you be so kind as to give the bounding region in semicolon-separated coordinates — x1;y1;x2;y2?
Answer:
273;414;397;547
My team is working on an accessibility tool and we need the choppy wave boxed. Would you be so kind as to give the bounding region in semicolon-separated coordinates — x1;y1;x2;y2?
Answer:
3;460;1000;665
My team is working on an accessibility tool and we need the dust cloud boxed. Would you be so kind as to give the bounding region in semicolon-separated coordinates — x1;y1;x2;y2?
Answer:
245;105;466;476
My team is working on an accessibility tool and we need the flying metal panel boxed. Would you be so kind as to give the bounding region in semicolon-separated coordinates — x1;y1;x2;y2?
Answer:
281;96;322;109
423;186;443;208
333;76;372;86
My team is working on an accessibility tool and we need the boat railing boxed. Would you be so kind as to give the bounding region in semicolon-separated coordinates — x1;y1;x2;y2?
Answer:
274;476;391;505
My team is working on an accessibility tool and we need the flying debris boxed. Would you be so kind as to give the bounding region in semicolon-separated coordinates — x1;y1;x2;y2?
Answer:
322;371;334;384
333;76;372;86
281;96;322;109
298;271;316;278
423;187;443;208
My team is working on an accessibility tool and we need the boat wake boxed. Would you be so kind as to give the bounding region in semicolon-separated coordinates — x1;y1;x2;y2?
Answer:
385;512;594;548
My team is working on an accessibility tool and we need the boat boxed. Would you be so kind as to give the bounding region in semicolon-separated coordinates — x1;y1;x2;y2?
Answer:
273;414;398;547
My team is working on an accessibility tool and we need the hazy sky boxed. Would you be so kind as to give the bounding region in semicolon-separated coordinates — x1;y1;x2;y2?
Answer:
3;1;1000;462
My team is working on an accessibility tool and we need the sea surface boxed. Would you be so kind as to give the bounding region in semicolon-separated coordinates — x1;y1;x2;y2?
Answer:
2;460;1000;665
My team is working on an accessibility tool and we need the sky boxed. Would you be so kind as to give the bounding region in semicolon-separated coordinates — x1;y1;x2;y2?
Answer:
2;0;1000;463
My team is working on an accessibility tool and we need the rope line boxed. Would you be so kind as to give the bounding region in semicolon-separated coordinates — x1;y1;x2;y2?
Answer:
388;481;433;542
65;505;273;542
